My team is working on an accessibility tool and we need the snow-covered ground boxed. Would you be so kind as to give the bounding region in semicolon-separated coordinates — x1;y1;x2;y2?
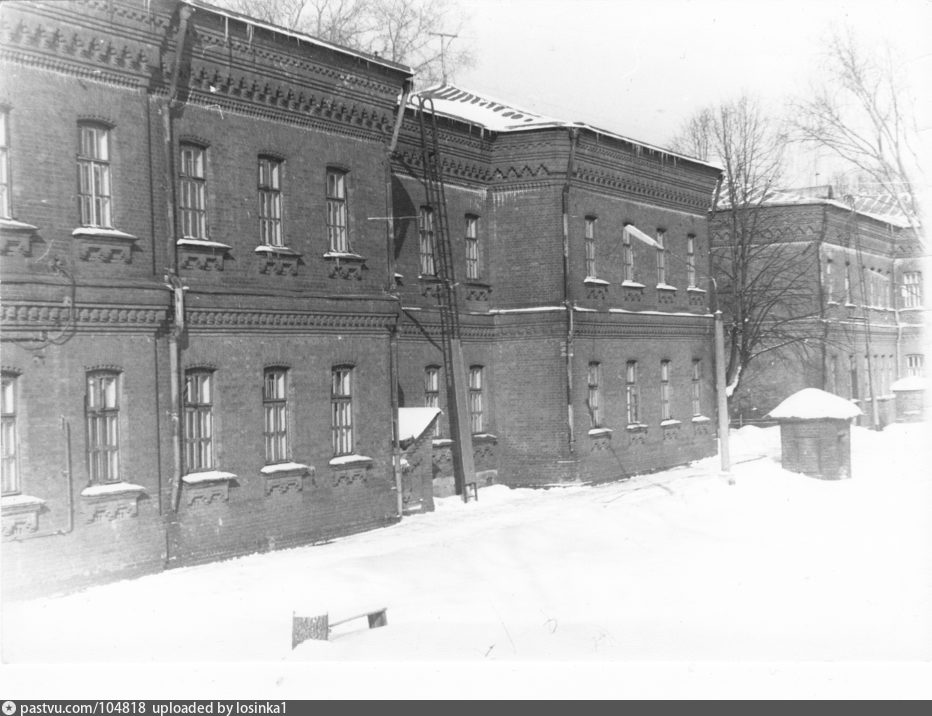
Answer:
2;423;931;698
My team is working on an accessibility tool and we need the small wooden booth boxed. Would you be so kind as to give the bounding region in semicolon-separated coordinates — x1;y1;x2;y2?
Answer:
767;388;862;480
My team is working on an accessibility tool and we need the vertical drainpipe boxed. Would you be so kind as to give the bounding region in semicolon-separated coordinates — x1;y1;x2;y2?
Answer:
164;3;193;517
816;205;829;389
387;80;413;518
561;127;580;460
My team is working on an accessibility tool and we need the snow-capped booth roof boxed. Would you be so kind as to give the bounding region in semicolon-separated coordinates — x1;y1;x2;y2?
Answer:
890;376;929;392
767;388;862;421
398;407;441;446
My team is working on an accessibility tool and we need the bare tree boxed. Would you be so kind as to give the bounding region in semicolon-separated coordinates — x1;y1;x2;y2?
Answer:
671;96;825;408
212;0;473;84
791;29;924;245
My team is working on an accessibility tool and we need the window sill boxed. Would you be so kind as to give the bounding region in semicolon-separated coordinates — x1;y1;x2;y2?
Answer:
464;281;492;301
1;494;46;539
1;219;41;257
181;471;236;506
588;427;613;437
626;423;649;432
324;251;367;279
328;455;373;487
1;218;39;233
621;280;645;289
323;251;365;261
73;226;138;263
691;415;711;423
660;419;681;427
178;238;231;250
329;454;373;468
432;438;454;447
80;482;146;523
686;286;707;294
255;245;301;256
81;481;146;497
656;283;678;292
584;277;610;286
256;245;301;275
261;462;312;497
472;432;498;443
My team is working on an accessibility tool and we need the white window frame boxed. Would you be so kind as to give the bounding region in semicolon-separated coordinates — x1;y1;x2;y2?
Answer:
691;359;702;416
468;365;484;434
331;366;354;456
326;169;349;253
587;361;602;428
179;143;207;239
584;217;597;278
184;370;214;472
656;230;666;285
86;371;121;484
465;215;480;280
625;361;639;425
263;368;288;464
0;108;11;220
77;123;112;228
425;365;441;437
660;359;672;421
1;373;20;496
622;227;635;282
903;271;922;309
258;156;283;247
418;206;436;276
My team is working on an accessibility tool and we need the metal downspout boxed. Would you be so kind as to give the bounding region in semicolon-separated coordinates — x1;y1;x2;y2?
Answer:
387;80;412;517
164;3;193;516
562;128;579;460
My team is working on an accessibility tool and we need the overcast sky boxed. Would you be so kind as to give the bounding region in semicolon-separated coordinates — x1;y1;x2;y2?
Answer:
452;0;931;187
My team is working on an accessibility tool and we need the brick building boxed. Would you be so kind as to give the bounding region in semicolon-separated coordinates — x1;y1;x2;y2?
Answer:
1;0;722;595
713;188;927;424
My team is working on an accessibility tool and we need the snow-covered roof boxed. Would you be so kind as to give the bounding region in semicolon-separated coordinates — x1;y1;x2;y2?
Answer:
767;388;862;420
398;407;442;443
410;84;720;170
717;187;913;229
184;1;412;75
890;376;929;392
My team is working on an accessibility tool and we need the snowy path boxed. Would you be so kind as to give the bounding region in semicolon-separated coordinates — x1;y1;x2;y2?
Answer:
2;423;931;695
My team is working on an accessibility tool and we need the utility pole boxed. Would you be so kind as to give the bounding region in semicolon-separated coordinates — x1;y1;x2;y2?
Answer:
429;32;458;84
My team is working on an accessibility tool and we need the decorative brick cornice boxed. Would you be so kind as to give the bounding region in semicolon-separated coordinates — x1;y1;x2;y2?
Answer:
186;308;396;333
0;301;165;328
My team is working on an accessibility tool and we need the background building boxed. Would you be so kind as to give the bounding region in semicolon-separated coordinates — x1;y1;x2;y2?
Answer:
712;188;926;424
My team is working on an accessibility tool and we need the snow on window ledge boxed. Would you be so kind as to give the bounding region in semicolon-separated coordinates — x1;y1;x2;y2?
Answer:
80;482;146;497
432;438;454;447
621;280;645;289
660;419;682;427
691;415;711;423
1;218;39;233
588;427;613;437
72;227;137;241
656;283;678;291
177;238;231;250
626;423;649;431
182;470;237;484
584;276;610;286
254;245;301;256
260;462;311;475
322;251;365;261
328;454;373;468
472;433;498;442
1;494;45;509
2;494;46;538
686;286;707;294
